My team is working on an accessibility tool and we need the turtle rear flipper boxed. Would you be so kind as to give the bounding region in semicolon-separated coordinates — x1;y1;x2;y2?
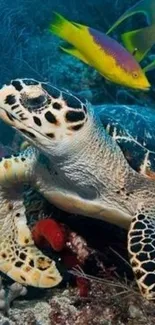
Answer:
128;213;155;299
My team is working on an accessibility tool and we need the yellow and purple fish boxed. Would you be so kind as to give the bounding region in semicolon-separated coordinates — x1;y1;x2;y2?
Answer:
49;13;150;91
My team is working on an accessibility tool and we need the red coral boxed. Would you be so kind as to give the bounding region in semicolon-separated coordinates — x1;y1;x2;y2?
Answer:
32;218;90;297
76;277;90;297
32;218;66;252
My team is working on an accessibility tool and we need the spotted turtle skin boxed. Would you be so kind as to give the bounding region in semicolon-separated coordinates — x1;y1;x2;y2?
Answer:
0;79;155;300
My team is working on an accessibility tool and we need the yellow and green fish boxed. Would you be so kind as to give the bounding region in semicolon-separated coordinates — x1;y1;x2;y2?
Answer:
107;0;155;63
49;13;150;91
107;0;155;34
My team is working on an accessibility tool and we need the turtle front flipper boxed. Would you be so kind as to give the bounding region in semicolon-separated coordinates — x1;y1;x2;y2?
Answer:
128;213;155;299
0;146;38;186
0;190;62;287
0;187;62;287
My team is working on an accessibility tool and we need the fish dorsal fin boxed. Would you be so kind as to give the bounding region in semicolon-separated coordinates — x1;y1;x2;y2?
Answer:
121;25;155;62
143;60;155;72
60;46;89;64
71;21;85;29
107;0;155;34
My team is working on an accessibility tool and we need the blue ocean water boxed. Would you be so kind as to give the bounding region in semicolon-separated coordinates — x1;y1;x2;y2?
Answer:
1;2;155;320
0;0;154;148
0;0;148;91
0;1;142;146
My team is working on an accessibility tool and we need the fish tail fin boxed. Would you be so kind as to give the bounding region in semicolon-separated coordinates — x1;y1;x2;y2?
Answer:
121;25;155;62
49;12;79;44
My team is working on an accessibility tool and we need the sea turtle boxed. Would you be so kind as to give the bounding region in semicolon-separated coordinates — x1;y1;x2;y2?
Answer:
0;79;155;299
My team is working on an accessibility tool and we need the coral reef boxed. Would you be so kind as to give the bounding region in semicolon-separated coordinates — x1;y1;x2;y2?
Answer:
0;277;27;316
0;277;155;325
48;280;154;325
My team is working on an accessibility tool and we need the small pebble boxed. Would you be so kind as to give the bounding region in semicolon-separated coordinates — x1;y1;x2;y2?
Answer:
128;304;143;319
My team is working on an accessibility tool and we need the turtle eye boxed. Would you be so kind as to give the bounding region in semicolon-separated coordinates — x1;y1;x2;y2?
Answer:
26;95;47;108
20;94;51;111
132;71;139;79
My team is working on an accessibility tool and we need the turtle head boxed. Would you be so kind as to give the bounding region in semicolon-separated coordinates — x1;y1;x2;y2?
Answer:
0;79;90;156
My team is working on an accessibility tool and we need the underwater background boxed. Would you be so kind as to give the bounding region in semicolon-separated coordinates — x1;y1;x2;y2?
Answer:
1;0;155;149
1;1;155;324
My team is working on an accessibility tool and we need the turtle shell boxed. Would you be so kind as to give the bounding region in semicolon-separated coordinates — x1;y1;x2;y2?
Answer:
95;104;155;177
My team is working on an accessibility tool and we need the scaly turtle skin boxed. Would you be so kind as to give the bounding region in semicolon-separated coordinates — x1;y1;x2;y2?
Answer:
0;79;155;299
0;154;62;288
97;104;155;177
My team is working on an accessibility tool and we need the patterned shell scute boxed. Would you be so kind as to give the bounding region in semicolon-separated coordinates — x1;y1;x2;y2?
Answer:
96;104;155;175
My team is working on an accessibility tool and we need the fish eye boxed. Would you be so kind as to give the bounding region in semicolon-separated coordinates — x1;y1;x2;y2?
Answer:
132;71;139;79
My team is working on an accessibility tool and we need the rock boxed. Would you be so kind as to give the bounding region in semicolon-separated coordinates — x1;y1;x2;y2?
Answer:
128;304;143;319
